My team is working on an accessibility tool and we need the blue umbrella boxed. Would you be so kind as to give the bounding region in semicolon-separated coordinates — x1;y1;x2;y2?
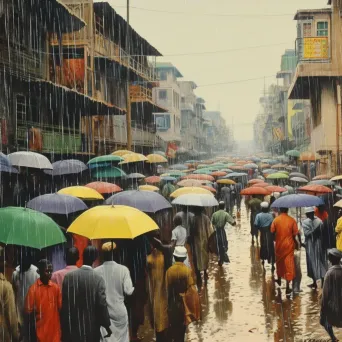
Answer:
161;176;177;182
0;164;18;174
309;180;334;187
271;194;324;208
27;193;88;215
262;169;277;174
45;160;87;176
224;172;247;178
105;190;171;213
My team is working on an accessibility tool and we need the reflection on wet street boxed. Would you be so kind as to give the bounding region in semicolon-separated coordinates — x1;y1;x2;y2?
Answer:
141;206;341;341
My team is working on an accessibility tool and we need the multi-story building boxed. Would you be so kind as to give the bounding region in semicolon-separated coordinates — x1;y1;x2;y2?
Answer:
152;62;182;147
288;1;342;173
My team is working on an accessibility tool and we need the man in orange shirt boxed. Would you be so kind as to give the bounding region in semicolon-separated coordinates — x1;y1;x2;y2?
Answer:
25;259;61;342
271;208;299;295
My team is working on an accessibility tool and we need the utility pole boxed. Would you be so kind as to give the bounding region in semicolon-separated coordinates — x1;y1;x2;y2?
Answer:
126;0;132;150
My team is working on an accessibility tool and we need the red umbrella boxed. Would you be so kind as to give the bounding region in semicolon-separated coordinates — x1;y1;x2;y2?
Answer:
241;187;271;196
85;182;122;194
145;176;161;184
251;182;269;188
313;174;333;181
248;179;264;185
298;185;333;194
201;185;216;193
211;171;227;177
265;185;287;193
182;174;215;182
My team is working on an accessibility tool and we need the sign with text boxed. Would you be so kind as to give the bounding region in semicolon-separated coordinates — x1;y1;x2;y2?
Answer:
303;37;329;59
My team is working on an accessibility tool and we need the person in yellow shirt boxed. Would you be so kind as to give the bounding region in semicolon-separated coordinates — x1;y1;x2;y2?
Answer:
335;209;342;251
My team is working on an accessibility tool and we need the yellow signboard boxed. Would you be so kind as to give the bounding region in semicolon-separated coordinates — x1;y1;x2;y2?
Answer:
303;37;329;59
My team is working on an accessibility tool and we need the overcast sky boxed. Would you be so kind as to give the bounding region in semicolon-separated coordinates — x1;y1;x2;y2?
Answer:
108;0;328;140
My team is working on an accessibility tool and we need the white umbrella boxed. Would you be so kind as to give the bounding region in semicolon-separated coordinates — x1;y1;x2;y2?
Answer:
290;176;308;184
8;151;53;170
172;194;219;207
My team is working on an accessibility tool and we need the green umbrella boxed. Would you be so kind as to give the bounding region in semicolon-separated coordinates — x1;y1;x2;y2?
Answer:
286;150;300;158
92;167;127;179
88;155;124;165
266;172;289;180
197;164;208;169
193;168;213;175
164;171;187;178
0;207;66;249
278;170;289;175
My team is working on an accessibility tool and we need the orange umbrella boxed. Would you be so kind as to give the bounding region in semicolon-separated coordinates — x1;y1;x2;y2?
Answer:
85;182;122;194
265;185;287;193
251;182;269;188
201;185;216;193
300;152;320;161
271;164;287;169
230;165;246;170
248;179;264;185
211;171;227;177
182;174;215;182
145;176;161;184
313;174;333;181
241;187;271;196
298;185;333;194
260;163;271;169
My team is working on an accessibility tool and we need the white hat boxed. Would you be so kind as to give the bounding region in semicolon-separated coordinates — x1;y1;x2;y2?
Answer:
305;207;315;214
260;202;269;209
173;246;187;258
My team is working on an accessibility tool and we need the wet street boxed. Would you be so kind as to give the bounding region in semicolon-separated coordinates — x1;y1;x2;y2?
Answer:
141;206;341;342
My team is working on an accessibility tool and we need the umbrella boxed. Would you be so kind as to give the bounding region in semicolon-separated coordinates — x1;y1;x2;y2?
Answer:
145;176;161;184
278;170;289;175
258;176;265;180
112;150;134;157
0;207;66;249
67;205;159;239
88;155;123;165
286;150;300;158
300;152;320;161
266;173;289;180
27;193;88;215
313;174;332;181
251;182;269;188
85;182;122;194
193;169;214;175
260;163;271;169
262;169;277;174
220;169;233;173
119;153;147;165
216;179;236;185
58;186;104;200
169;164;188;170
201;185;216;193
183;174;215;182
244;163;258;169
146;154;168;164
170;187;213;198
225;172;247;178
8;151;52;169
153;151;167;157
265;186;287;193
240;187;270;196
91;167;127;179
160;176;177;182
172;194;218;207
45;160;87;176
290;177;309;184
271;194;324;208
289;172;308;179
161;172;187;178
331;175;342;181
177;179;203;187
334;200;342;208
176;147;188;154
309;180;335;186
105;190;171;213
271;163;288;169
139;185;159;192
0;164;18;174
127;173;145;179
248;179;264;185
211;171;227;177
298;185;333;194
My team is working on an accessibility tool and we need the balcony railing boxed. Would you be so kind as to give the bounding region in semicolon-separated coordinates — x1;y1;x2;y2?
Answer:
295;37;330;63
130;85;152;102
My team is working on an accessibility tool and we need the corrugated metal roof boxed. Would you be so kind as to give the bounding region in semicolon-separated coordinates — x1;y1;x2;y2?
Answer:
155;62;183;77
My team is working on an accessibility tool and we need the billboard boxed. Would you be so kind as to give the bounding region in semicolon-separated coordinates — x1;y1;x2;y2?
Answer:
303;37;329;59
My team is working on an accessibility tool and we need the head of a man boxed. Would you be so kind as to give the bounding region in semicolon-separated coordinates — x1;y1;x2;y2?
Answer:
218;201;225;210
173;215;183;228
328;248;342;266
66;247;79;266
101;242;118;262
317;204;325;213
173;246;187;263
305;207;315;220
37;259;53;285
260;202;269;213
280;207;288;214
83;246;98;267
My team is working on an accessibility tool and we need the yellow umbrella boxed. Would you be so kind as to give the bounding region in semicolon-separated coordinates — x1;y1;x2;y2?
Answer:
139;185;159;192
170;187;213;198
146;154;168;164
112;150;134;157
67;205;159;239
58;186;104;200
119;153;148;164
331;175;342;181
217;179;236;185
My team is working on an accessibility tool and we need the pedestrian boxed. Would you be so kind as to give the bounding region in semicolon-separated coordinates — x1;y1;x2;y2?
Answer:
254;202;275;272
315;204;335;249
320;248;342;342
51;247;79;290
249;195;262;245
310;162;316;179
271;208;299;295
211;201;236;266
162;181;176;202
166;246;200;342
174;206;195;236
220;184;232;214
234;179;243;217
24;259;61;342
335;209;342;251
95;242;134;342
0;246;19;342
191;207;214;286
61;246;111;342
302;207;328;289
171;215;191;268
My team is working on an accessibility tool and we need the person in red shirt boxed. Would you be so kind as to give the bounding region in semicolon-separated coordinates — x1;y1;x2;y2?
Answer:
25;259;62;342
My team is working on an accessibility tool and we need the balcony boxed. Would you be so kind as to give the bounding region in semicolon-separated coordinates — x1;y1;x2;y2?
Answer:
296;37;330;63
130;85;152;102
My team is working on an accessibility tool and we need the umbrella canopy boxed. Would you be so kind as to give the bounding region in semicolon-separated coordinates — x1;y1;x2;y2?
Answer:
145;176;161;184
286;150;300;158
0;164;18;174
153;151;167;157
309;180;334;186
271;163;288;169
127;173;145;179
177;179;203;187
183;174;215;182
45;159;87;176
58;186;104;200
300;152;320;161
262;169;277;174
278;170;289;175
265;186;287;193
88;155;123;165
8;151;52;169
85;182;122;194
91;167;127;179
0;207;66;249
211;171;227;177
271;194;324;208
27;193;88;215
139;185;159;192
67;205;159;239
216;179;236;185
161;172;187;178
240;187;270;196
160;176;177;182
169;164;188;170
224;172;247;178
331;175;342;181
290;177;309;183
220;169;233;173
289;172;308;179
334;200;342;208
193;169;213;175
260;163;271;169
146;154;168;164
112;150;134;157
266;173;289;180
172;194;218;207
313;174;332;181
244;163;258;169
248;179;264;185
119;153;147;165
170;187;213;198
298;185;333;194
201;185;216;193
251;182;269;188
105;190;171;213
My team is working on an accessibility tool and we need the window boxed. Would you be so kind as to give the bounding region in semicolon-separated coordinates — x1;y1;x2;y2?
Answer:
159;90;167;100
154;113;170;130
303;23;312;37
159;71;167;81
317;22;328;36
16;95;27;122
